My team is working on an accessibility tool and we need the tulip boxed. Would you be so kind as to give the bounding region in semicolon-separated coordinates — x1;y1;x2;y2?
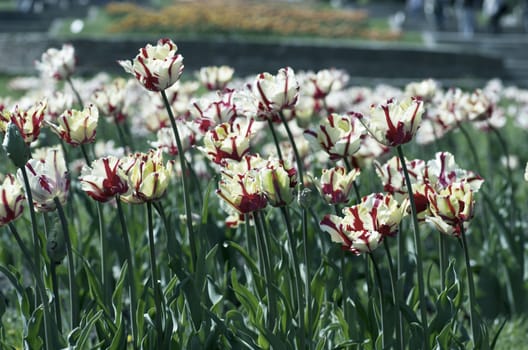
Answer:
258;158;297;207
120;150;173;204
425;152;484;192
319;166;360;204
217;168;267;214
35;44;76;81
150;125;195;156
0;174;25;226
0;100;47;144
426;182;475;237
119;38;184;92
304;113;364;160
198;118;254;164
320;193;407;255
79;156;129;202
49;104;99;146
254;67;299;121
304;68;349;99
366;97;424;147
197;65;235;91
18;147;69;212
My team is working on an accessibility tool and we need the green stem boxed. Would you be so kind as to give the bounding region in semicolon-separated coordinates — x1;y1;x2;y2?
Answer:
113;115;130;151
439;234;447;290
147;202;164;346
280;207;305;349
116;197;138;350
278;111;312;346
19;166;42;284
50;262;62;333
254;211;277;329
161;90;197;272
460;226;479;347
384;240;403;350
8;223;55;350
66;77;84;109
80;144;91;165
369;253;385;349
97;202;112;314
267;119;283;160
396;145;428;347
54;197;79;328
458;123;481;175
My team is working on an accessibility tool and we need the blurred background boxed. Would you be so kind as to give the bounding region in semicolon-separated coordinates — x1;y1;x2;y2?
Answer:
0;0;527;87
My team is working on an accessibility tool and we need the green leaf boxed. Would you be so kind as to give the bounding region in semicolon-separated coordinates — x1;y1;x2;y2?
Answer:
69;309;104;349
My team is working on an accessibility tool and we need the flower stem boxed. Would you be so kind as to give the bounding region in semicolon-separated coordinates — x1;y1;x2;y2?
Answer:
439;234;447;290
66;77;84;109
384;239;403;350
254;211;277;329
460;226;479;347
8;223;55;349
19;166;43;290
49;261;62;333
267;119;283;160
280;207;305;349
116;197;138;350
278;112;312;345
54;197;79;329
147;202;164;346
396;145;428;346
369;252;385;349
97;202;112;313
161;90;197;272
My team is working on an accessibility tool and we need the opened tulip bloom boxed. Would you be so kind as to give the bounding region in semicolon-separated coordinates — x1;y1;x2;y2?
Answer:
364;97;424;147
198;118;254;164
197;65;235;91
49;104;99;146
254;67;299;121
0;100;47;144
79;156;130;202
0;174;25;226
119;38;184;92
35;44;76;80
18;147;69;212
320;193;407;255
319;166;360;204
304;113;364;160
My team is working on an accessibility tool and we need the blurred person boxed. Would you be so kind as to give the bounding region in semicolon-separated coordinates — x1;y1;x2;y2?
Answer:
457;0;476;38
484;0;510;33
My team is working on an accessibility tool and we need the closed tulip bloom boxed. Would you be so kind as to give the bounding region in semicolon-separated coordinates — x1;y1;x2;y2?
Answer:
320;193;407;255
426;182;475;237
375;156;425;196
119;38;184;92
120;150;173;204
217;167;267;214
198;118;254;164
191;89;238;133
18;147;69;212
197;65;235;91
366;97;424;147
35;44;76;80
254;67;299;121
49;104;99;146
0;174;25;226
319;166;360;204
258;158;297;207
1;100;47;144
79;156;129;202
304;113;365;160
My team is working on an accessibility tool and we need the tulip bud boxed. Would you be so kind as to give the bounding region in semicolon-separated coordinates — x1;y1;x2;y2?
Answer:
2;122;31;168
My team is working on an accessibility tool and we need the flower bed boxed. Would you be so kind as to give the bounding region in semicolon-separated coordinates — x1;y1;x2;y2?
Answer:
0;38;527;349
105;0;401;41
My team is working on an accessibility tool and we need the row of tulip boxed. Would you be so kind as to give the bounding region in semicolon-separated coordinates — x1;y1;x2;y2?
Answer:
0;38;527;348
104;1;401;40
